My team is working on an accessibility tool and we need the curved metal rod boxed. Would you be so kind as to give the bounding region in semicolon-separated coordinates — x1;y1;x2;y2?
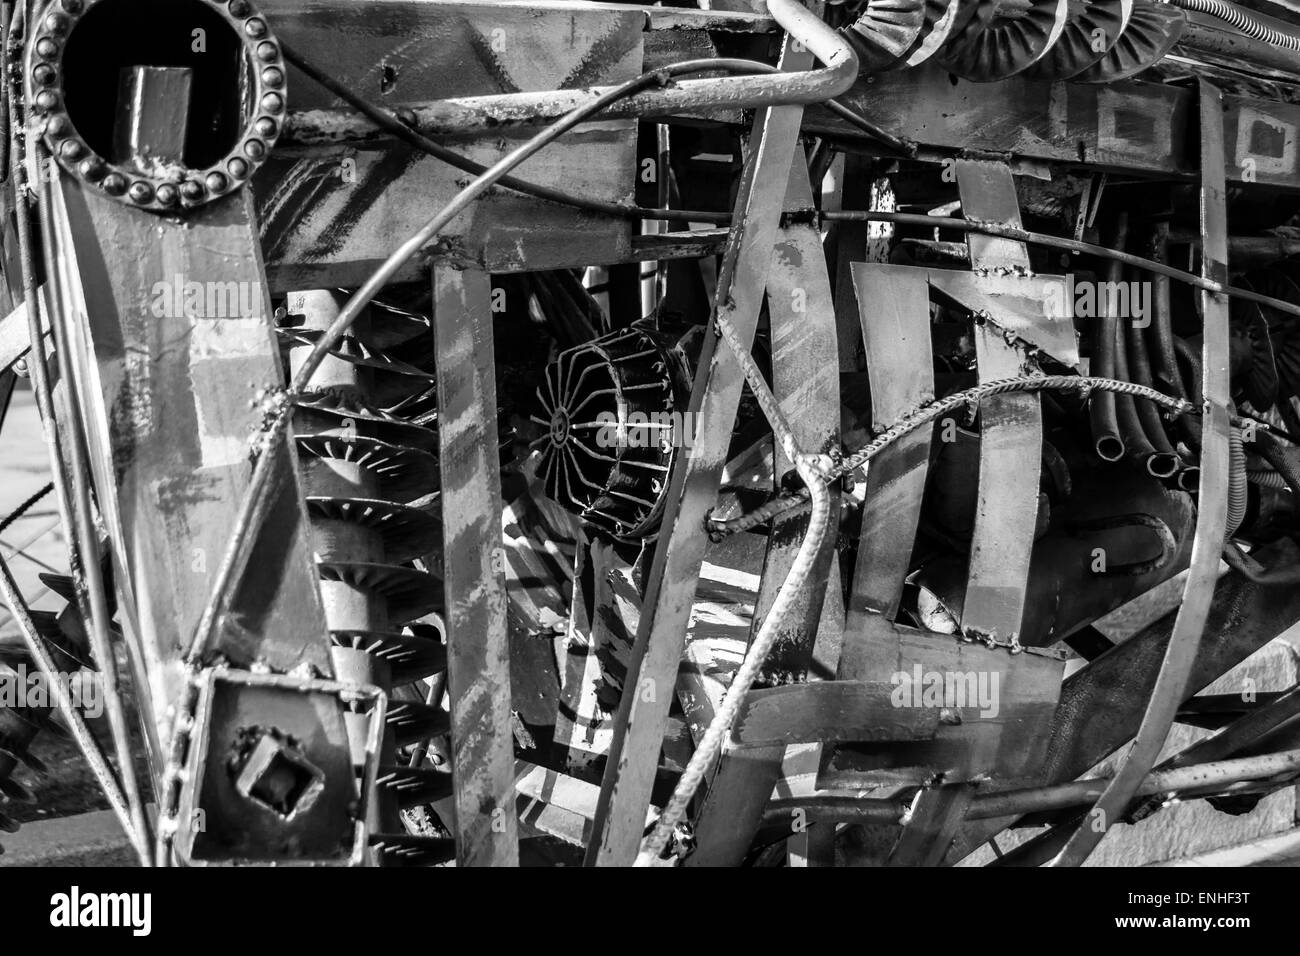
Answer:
1049;83;1232;867
284;0;860;142
634;452;833;865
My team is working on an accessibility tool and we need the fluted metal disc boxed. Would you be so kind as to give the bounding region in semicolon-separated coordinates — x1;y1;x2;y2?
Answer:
845;0;931;71
936;0;1070;81
1023;0;1133;80
307;497;442;564
1069;2;1185;83
316;561;443;624
903;0;983;66
331;628;446;684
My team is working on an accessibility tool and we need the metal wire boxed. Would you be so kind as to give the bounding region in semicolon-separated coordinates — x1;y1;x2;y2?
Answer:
709;375;1202;537
635;451;832;865
822;210;1300;322
0;481;52;537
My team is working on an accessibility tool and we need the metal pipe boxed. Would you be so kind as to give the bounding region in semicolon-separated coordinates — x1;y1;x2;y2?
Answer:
972;748;1300;820
1122;263;1182;476
282;0;859;143
758;747;1300;829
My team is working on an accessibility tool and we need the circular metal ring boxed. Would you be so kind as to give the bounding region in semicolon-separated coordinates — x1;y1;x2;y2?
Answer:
27;0;286;213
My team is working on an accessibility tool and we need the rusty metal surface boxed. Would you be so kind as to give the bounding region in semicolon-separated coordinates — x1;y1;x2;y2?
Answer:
57;166;330;737
585;36;813;869
682;157;841;867
432;263;519;867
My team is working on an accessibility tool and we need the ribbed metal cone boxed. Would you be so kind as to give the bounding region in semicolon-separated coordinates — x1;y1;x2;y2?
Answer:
306;496;442;565
369;832;456;866
1023;0;1132;79
376;764;455;807
294;391;440;453
297;433;439;504
330;629;446;684
937;0;1070;80
845;0;931;71
1069;2;1185;82
386;700;450;746
315;561;443;624
903;0;983;66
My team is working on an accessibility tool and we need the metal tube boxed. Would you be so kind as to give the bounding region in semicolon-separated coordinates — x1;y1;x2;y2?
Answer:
1122;263;1181;475
283;0;859;144
971;748;1300;819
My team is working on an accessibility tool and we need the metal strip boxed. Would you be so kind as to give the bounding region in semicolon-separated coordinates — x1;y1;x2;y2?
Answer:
584;35;810;867
1049;78;1233;868
683;159;840;867
432;262;519;867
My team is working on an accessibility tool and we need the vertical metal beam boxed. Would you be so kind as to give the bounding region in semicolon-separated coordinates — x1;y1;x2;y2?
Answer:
432;262;519;867
882;162;1044;865
838;264;935;680
953;160;1041;643
57;68;328;746
683;160;840;867
585;37;811;867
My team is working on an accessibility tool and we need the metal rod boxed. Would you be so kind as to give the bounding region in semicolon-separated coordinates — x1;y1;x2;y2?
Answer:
823;210;1300;320
282;0;858;143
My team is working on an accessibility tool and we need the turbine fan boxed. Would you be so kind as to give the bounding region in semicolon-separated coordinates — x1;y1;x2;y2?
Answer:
1023;0;1133;80
1070;2;1186;83
936;0;1071;82
843;0;932;71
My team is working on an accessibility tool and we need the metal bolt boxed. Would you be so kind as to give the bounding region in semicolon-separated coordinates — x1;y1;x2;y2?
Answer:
156;182;178;205
228;0;251;15
244;17;267;38
45;114;71;138
254;116;278;138
35;38;59;58
260;66;283;88
34;90;59;111
260;92;283;114
181;179;206;202
128;181;153;204
44;12;70;33
101;172;127;195
255;41;278;62
61;0;84;11
227;156;249;179
205;171;228;194
32;64;56;86
243;139;266;160
58;139;83;159
78;156;105;180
